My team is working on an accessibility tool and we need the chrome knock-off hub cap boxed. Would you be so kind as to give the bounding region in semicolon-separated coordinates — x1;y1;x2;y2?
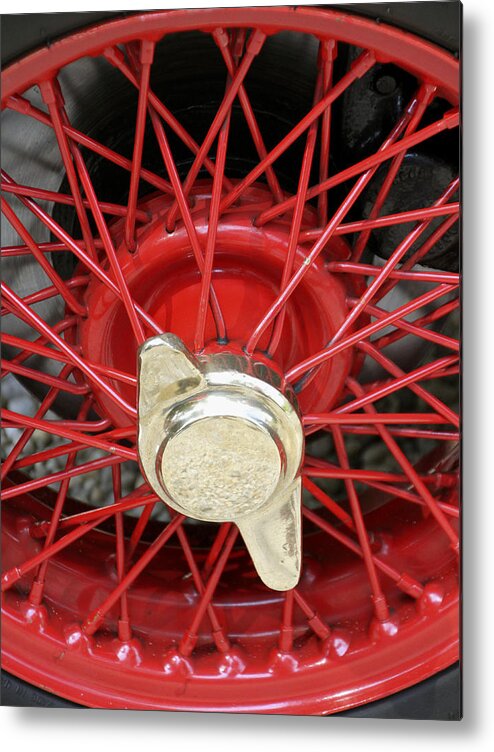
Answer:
137;334;304;590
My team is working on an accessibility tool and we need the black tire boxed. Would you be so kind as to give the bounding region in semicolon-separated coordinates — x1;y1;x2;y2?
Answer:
1;4;461;717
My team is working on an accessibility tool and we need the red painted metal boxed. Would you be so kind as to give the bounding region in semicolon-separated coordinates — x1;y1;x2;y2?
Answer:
300;201;460;242
286;283;457;384
79;185;352;426
6;94;173;195
350;83;437;263
1;7;459;714
267;45;326;355
254;109;459;227
245;88;427;355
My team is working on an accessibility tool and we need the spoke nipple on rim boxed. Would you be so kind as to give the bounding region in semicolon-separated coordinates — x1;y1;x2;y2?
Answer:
163;649;193;677
268;649;299;674
417;583;445;615
323;629;352;659
369;616;400;641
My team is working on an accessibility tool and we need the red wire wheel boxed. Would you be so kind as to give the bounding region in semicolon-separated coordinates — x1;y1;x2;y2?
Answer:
1;7;460;713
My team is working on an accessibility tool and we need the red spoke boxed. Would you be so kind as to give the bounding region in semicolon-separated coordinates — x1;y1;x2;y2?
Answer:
202;522;232;580
277;587;331;650
351;82;436;262
346;378;459;550
2;408;136;462
55;101;147;344
6;94;173;196
111;466;132;641
32;417;122;433
194;108;231;352
1;278;88;317
1;364;74;481
292;590;331;640
267;43;326;355
1;359;89;395
1;332;136;386
2;199;86;316
357;341;459;423
148;107;227;341
222;50;375;216
1;319;77;379
287;282;456;384
9;434;117;473
332;261;459;286
175;524;231;653
317;40;337;226
328;178;459;349
332;426;390;620
83;514;185;636
300;202;459;243
128;502;157;559
303;507;423;598
360;361;459;390
9;424;124;451
1;453;127;502
303;456;456;488
375;213;459;304
303;477;354;529
40;78;98;260
1;170;161;336
28;399;92;606
374;296;459;351
1;180;148;223
179;526;238;656
31;486;155;538
377;223;459;314
1;282;137;418
337;425;459;443
103;46;232;193
303;413;453;427
338;349;459;426
165;29;268;232
305;444;457;522
358;479;459;518
214;28;283;203
246;87;427;354
2;511;112;592
193;31;243;351
124;40;155;251
255;107;459;226
279;590;295;651
1;240;103;258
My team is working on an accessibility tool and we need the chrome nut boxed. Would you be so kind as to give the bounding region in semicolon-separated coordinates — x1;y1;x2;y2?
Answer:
137;333;304;590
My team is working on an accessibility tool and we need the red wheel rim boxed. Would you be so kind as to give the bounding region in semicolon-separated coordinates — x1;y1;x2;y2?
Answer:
1;7;460;713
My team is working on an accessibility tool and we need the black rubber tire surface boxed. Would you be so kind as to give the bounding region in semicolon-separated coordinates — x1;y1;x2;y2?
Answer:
1;3;461;717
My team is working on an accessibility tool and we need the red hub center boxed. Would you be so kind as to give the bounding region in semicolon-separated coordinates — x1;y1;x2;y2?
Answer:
80;182;354;426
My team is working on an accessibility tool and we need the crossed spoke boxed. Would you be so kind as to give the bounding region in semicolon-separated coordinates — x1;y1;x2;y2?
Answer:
245;87;445;355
